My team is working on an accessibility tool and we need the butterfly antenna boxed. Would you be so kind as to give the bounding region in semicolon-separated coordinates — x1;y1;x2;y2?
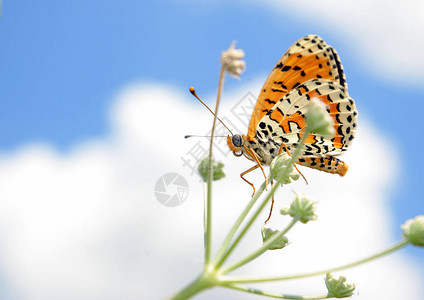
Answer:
185;135;227;139
189;87;233;135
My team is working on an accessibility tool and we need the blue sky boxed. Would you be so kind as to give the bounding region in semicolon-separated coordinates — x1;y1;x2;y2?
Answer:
1;0;423;298
2;1;423;221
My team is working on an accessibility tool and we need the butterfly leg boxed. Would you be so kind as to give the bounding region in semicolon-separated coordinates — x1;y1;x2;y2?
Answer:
240;164;260;196
264;180;274;224
243;145;268;189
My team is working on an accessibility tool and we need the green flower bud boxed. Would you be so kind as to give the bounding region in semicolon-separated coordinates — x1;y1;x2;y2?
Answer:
197;156;225;182
280;191;317;224
325;273;355;298
261;227;289;250
269;153;300;185
306;98;336;136
401;215;424;246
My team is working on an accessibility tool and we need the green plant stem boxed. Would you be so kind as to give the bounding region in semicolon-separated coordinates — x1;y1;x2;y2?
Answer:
222;217;299;274
213;178;269;268
220;239;409;283
204;65;226;266
222;283;329;299
168;273;216;300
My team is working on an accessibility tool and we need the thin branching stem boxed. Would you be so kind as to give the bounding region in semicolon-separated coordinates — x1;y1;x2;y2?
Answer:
168;273;216;300
220;239;409;284
221;217;299;274
222;283;329;299
204;65;226;266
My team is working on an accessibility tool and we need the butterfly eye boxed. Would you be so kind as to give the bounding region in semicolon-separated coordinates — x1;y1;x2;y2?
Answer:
232;134;243;147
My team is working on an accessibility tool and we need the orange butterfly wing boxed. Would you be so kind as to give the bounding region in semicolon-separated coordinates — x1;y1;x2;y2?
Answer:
247;34;347;140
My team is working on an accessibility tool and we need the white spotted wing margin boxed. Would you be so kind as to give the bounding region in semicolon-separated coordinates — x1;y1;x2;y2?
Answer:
279;34;348;89
256;78;358;158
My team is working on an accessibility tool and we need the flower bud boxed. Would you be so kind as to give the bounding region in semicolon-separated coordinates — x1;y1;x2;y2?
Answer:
220;42;246;78
269;153;300;185
306;98;336;136
198;156;225;182
261;227;289;250
280;191;317;224
402;215;424;247
325;273;355;298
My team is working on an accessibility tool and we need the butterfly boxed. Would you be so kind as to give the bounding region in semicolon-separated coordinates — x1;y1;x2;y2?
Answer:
226;34;358;191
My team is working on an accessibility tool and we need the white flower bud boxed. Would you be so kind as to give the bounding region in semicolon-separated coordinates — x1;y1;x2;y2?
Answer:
402;215;424;247
220;42;246;78
306;98;335;136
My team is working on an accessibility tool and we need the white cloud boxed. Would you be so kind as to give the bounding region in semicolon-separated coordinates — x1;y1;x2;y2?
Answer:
0;81;422;300
247;0;424;85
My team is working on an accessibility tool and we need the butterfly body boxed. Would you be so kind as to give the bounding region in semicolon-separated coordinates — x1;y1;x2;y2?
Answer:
227;35;357;177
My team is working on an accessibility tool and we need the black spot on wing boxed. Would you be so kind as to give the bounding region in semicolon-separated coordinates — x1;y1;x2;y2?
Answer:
311;144;321;153
267;124;273;132
264;99;277;105
281;137;289;143
256;131;263;139
269;115;279;124
276;107;285;117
